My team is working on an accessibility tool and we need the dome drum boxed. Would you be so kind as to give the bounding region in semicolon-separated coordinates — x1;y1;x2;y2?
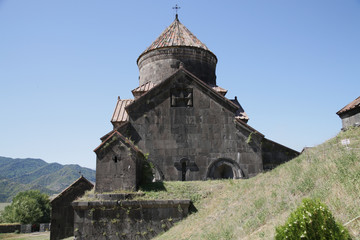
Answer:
138;47;217;86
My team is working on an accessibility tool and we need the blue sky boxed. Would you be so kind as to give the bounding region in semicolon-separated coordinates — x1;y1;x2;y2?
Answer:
0;0;359;170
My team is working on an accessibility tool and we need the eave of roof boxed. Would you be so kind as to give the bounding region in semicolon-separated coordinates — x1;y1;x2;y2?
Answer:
125;67;240;115
111;98;134;123
234;117;264;138
94;130;144;155
100;122;129;142
137;16;216;63
336;96;360;115
50;176;93;203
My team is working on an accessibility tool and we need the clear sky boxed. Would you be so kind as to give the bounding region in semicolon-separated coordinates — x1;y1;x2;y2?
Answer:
0;0;359;170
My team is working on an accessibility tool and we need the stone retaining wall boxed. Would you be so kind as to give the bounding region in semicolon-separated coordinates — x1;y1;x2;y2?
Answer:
0;224;21;233
72;199;190;240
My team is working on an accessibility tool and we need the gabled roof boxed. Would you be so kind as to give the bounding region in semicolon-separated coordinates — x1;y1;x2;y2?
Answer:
111;98;134;124
126;67;240;117
51;176;93;203
212;86;228;96
138;16;212;60
132;81;227;99
132;82;156;99
230;97;249;122
94;130;144;155
100;122;129;142
234;117;264;138
336;96;360;116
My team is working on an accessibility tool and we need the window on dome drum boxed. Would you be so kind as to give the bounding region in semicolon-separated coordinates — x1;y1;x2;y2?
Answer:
171;88;193;107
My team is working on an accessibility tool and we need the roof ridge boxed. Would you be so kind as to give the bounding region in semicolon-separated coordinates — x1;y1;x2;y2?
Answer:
51;175;93;202
337;96;360;115
141;17;209;56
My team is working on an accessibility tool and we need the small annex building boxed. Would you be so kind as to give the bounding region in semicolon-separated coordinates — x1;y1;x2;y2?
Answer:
50;176;93;240
94;15;299;192
336;96;360;130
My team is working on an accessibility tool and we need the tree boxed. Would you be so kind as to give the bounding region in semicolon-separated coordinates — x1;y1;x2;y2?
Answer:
1;190;51;224
275;198;351;240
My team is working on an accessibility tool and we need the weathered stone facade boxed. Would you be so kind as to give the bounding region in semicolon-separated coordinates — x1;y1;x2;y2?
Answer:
71;15;300;240
138;47;217;86
94;15;299;192
126;69;263;181
341;111;360;129
50;176;93;240
337;96;360;130
94;131;145;193
72;199;190;240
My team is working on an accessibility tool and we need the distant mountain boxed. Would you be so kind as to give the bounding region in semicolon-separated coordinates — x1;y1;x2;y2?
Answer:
0;156;95;202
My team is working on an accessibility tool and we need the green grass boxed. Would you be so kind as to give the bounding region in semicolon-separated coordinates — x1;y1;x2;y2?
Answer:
133;127;360;240
74;127;360;239
0;232;49;240
0;232;73;240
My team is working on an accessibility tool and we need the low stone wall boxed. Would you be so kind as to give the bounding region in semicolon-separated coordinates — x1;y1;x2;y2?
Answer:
72;199;190;240
0;224;21;233
20;224;32;233
40;223;51;232
262;138;299;171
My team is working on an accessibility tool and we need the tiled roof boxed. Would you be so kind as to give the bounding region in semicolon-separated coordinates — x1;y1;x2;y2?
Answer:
141;16;209;55
230;97;249;122
336;96;360;115
50;176;93;203
132;82;155;99
94;130;144;155
212;86;228;96
111;98;134;124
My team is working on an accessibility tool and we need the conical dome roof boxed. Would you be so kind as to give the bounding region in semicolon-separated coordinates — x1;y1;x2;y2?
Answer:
140;16;210;56
137;15;217;86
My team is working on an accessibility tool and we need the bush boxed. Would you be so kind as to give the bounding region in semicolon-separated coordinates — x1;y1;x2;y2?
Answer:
275;198;351;240
1;190;51;224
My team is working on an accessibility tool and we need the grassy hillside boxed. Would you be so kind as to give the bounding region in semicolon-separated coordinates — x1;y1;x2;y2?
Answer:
137;127;360;239
0;157;95;202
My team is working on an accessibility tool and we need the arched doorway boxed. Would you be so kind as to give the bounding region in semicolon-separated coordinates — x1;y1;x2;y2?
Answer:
213;164;234;179
206;159;243;179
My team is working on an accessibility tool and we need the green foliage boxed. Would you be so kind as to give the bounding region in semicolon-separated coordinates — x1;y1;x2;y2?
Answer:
140;158;154;185
246;132;254;144
0;156;95;202
1;190;51;224
275;198;351;240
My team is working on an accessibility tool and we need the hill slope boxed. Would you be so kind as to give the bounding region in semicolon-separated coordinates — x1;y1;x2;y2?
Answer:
137;127;360;239
0;157;95;202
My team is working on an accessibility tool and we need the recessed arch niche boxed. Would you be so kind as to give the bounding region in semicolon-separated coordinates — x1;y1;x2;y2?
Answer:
206;159;243;179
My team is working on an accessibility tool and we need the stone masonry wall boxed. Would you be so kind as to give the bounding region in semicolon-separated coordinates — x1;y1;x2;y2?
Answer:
128;73;263;180
72;200;190;240
50;177;93;240
138;47;217;86
341;110;360;129
0;224;21;233
95;134;144;193
261;138;299;171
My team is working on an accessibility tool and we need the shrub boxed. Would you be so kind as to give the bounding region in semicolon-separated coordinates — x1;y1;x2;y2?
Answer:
1;190;51;224
275;198;351;240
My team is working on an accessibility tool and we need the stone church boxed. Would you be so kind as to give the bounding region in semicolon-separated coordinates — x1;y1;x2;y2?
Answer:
94;15;299;192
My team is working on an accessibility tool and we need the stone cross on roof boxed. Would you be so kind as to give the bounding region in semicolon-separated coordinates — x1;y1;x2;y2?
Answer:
173;4;181;19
